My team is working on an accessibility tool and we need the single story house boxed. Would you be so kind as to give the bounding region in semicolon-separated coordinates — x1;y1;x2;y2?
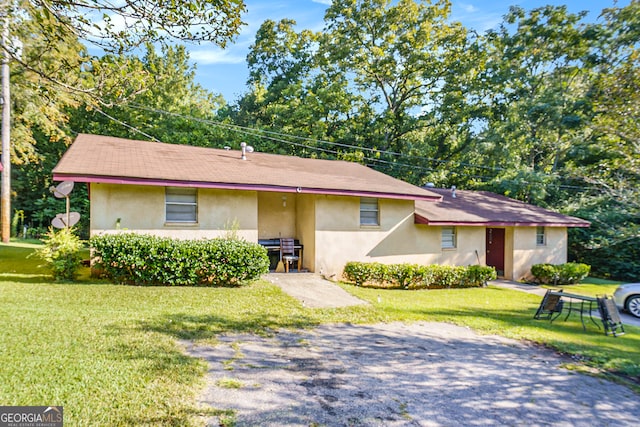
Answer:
53;134;589;280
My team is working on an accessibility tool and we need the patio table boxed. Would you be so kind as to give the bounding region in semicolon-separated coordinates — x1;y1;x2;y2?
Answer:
258;239;303;271
548;291;600;331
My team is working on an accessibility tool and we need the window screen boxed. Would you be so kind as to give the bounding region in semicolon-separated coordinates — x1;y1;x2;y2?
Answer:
166;187;197;223
536;226;546;246
441;226;457;249
360;197;379;226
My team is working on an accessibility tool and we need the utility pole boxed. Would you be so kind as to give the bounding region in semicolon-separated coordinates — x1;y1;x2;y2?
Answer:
0;1;9;243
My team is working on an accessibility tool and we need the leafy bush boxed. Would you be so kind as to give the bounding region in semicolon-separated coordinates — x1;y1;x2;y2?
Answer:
36;227;84;281
466;265;499;287
90;233;269;286
557;262;591;285
530;264;558;284
531;262;591;285
343;262;496;289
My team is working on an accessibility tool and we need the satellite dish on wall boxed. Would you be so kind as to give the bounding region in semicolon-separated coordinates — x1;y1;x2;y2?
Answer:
51;217;66;229
52;212;80;229
50;181;74;198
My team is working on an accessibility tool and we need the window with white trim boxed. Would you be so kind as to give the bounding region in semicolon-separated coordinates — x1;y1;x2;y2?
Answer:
165;187;197;223
536;226;546;246
360;197;379;226
441;226;457;249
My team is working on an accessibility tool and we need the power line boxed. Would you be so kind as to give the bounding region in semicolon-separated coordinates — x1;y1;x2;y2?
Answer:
94;108;161;142
111;102;599;192
125;103;506;172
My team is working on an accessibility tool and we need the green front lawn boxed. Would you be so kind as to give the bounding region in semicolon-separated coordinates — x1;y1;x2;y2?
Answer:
1;242;638;425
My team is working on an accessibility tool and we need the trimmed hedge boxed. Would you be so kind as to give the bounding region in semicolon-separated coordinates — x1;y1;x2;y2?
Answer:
343;262;497;289
530;262;591;285
90;233;269;286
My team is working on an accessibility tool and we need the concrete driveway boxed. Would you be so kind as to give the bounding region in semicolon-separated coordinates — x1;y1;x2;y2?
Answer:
185;322;639;426
181;275;639;425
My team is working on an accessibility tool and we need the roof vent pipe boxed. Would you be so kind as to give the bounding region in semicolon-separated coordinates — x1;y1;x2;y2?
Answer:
240;142;254;160
451;185;456;198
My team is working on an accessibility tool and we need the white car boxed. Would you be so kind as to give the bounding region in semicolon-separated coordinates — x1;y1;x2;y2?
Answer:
613;283;640;318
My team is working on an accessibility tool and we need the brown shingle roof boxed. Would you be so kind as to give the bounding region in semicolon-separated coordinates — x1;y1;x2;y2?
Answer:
53;134;441;201
415;188;590;227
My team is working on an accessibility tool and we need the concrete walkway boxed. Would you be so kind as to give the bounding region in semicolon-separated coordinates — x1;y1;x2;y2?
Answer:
266;273;368;308
490;279;547;296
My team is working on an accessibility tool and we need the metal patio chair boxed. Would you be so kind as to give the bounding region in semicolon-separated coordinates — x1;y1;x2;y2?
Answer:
534;289;565;322
597;295;625;337
280;238;300;273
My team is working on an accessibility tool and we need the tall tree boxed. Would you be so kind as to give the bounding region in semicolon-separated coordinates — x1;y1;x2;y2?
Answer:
1;0;247;240
323;0;472;153
565;1;640;279
235;0;479;181
477;5;594;202
14;43;231;237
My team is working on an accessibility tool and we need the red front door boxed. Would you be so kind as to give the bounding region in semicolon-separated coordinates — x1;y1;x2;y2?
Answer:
486;228;505;277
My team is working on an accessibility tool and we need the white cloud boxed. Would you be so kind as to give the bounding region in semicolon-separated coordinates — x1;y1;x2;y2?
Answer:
451;1;504;33
461;3;479;13
189;48;246;65
312;0;332;5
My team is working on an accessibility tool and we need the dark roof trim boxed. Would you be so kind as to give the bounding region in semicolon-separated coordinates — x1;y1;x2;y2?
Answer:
414;214;591;228
54;173;442;202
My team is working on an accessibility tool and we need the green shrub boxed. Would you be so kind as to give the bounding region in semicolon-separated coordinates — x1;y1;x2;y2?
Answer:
557;262;591;285
387;263;420;289
531;264;558;284
36;227;84;281
90;233;269;286
531;262;591;285
465;264;499;287
343;262;496;289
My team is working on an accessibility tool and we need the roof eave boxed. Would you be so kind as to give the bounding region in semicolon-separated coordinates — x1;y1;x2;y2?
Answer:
414;214;590;228
53;173;442;202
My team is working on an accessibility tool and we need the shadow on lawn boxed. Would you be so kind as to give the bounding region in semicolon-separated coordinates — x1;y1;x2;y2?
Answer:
138;312;319;341
0;273;52;284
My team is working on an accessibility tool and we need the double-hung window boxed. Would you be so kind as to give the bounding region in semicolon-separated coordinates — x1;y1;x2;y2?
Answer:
360;197;379;226
165;187;197;223
536;226;546;246
441;226;457;249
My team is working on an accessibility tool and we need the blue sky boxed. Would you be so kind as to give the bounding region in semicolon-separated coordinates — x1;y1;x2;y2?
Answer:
188;0;628;103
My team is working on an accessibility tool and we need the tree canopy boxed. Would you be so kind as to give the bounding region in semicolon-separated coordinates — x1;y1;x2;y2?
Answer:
5;0;639;279
230;0;639;279
1;0;247;240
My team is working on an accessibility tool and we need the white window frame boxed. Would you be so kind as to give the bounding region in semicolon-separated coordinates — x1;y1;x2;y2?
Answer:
165;187;198;223
441;226;457;249
360;197;379;226
536;226;546;246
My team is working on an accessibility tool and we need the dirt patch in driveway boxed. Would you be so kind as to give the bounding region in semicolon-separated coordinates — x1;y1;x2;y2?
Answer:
184;322;639;426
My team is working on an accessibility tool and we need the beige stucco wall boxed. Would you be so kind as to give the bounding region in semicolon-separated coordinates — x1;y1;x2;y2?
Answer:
438;226;486;267
257;192;296;240
314;196;442;278
296;194;316;272
511;226;567;281
89;184;570;281
433;226;567;281
90;183;258;240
